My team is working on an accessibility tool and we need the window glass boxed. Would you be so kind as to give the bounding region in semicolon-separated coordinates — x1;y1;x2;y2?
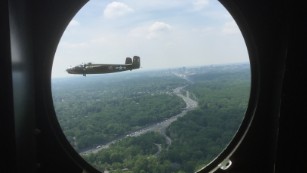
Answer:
52;1;250;172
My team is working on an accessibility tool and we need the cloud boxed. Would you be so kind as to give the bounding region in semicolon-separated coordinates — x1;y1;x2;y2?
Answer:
193;0;209;11
68;19;80;27
147;21;172;39
129;27;146;37
104;2;134;19
222;21;240;34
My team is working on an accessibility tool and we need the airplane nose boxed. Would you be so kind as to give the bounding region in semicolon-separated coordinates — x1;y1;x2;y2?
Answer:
66;68;72;73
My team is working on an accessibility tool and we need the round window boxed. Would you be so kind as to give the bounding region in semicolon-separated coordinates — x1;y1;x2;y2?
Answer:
52;1;250;172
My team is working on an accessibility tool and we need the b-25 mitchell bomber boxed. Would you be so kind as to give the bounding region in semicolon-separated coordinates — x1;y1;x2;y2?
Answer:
66;56;140;76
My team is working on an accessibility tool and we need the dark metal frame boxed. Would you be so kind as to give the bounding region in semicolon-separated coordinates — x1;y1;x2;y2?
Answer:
1;0;306;173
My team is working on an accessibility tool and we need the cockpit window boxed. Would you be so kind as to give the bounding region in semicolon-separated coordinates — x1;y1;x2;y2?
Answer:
52;0;250;172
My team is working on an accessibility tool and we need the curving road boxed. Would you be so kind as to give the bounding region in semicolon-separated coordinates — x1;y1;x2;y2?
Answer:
80;85;198;155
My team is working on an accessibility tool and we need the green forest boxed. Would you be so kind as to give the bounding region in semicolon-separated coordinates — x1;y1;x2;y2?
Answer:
52;64;250;173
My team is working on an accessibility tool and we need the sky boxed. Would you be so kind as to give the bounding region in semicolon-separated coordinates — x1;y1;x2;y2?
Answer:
52;0;249;78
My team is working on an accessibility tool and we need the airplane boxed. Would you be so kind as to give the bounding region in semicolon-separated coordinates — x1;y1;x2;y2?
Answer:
66;56;140;76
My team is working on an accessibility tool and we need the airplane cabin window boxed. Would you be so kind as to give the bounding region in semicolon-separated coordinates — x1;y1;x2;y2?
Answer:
51;1;250;173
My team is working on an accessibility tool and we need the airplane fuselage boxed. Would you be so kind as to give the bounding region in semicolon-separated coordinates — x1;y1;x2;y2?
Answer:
66;56;140;76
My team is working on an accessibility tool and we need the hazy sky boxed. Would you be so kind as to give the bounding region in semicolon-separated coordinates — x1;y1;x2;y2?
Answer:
52;0;249;78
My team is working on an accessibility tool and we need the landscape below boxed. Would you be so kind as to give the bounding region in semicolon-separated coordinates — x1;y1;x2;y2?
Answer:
52;63;251;173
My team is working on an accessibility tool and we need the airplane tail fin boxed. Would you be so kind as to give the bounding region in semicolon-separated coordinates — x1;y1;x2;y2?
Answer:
125;57;132;64
132;56;140;69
